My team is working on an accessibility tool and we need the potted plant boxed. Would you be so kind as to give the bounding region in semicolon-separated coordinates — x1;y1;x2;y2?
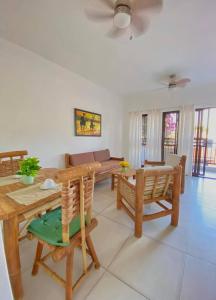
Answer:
119;161;130;173
19;157;41;185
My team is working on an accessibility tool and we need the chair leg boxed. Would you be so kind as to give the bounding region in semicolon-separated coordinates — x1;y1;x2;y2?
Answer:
32;241;43;276
135;214;143;238
135;203;143;238
86;235;100;269
111;174;115;191
65;248;74;300
171;198;179;226
116;190;122;210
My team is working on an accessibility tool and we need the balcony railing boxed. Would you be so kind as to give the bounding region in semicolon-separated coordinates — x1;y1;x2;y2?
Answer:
193;139;216;166
206;142;216;165
141;137;177;165
142;139;216;170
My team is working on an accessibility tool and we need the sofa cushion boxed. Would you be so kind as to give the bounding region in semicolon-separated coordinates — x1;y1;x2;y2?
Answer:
69;152;95;166
96;160;120;174
93;149;110;162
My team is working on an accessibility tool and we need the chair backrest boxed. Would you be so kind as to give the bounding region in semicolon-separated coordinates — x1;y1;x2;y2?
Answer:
136;166;181;202
165;154;186;193
166;154;186;168
0;150;28;177
118;166;181;210
56;162;100;244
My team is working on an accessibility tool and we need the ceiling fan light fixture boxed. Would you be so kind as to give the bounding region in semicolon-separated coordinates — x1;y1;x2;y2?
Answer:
114;5;131;29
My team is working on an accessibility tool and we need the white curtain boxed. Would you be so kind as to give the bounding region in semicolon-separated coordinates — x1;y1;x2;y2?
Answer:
178;105;195;175
129;112;142;168
145;109;162;161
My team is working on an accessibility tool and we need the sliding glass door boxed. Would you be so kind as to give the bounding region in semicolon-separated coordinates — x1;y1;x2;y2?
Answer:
141;114;148;166
193;108;216;178
193;108;209;177
161;111;180;161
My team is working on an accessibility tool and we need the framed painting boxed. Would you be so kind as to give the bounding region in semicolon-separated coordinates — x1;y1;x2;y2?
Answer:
74;108;102;137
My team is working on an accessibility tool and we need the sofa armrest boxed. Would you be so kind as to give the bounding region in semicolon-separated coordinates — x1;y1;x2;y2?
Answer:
110;157;124;161
65;153;71;168
144;160;165;166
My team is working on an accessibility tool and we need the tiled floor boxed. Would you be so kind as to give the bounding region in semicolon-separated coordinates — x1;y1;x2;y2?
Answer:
20;176;216;300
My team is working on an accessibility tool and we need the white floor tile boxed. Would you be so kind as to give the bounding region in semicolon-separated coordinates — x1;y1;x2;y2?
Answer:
109;235;185;300
86;271;148;300
23;268;65;300
91;215;132;267
22;262;105;300
102;200;188;252
142;217;189;252
93;191;114;213
180;255;216;300
101;203;134;229
20;239;46;273
187;226;216;264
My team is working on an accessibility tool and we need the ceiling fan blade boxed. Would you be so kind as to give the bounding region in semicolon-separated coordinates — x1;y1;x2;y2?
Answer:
160;81;169;87
107;26;126;38
151;87;167;91
131;15;149;37
85;9;114;21
177;78;191;84
176;78;191;87
100;0;114;10
133;0;163;13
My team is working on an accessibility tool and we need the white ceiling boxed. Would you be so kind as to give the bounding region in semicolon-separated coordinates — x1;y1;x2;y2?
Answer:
0;0;215;96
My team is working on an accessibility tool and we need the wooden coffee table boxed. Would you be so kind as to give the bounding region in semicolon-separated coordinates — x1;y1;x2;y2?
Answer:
111;168;136;191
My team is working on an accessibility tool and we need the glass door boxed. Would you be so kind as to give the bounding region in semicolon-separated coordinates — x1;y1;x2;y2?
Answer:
141;114;148;167
193;108;209;177
161;111;180;161
193;108;216;178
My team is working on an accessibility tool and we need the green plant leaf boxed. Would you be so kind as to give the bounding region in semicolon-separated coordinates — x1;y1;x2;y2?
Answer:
19;157;41;177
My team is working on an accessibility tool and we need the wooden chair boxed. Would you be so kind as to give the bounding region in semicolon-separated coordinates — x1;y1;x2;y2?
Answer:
27;164;100;300
117;166;182;238
145;154;186;193
0;150;28;177
20;163;101;241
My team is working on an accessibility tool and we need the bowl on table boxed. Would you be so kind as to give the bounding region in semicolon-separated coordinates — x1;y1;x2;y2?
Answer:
40;178;57;190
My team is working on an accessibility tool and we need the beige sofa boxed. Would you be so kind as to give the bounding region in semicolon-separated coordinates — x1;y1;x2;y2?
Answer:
65;149;124;183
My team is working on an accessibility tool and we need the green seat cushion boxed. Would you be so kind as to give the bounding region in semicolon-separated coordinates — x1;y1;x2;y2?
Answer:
27;208;81;247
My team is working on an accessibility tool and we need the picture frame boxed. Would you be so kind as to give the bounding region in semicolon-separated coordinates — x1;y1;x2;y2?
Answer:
74;108;102;137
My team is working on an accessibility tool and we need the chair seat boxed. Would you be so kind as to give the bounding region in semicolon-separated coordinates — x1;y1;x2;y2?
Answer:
27;208;82;247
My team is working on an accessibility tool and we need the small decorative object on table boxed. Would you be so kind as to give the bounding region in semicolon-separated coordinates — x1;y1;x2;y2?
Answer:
18;157;41;185
40;178;57;190
119;161;130;173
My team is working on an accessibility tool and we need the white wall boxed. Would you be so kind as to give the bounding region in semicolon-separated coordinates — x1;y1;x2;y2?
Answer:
123;84;216;158
0;39;123;168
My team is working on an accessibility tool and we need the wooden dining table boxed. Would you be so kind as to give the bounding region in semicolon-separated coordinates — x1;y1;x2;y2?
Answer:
0;169;61;300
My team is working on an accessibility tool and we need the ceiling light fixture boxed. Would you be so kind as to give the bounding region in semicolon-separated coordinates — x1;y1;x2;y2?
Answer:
113;5;131;29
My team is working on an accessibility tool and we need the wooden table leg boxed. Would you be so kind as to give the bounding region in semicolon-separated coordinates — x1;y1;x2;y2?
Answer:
111;174;115;191
3;216;23;300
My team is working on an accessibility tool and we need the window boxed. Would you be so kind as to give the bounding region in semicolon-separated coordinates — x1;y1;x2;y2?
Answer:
142;114;148;146
162;111;180;161
141;114;148;166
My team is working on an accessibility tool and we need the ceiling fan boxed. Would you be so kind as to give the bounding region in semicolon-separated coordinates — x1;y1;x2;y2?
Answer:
161;74;191;89
85;0;163;39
